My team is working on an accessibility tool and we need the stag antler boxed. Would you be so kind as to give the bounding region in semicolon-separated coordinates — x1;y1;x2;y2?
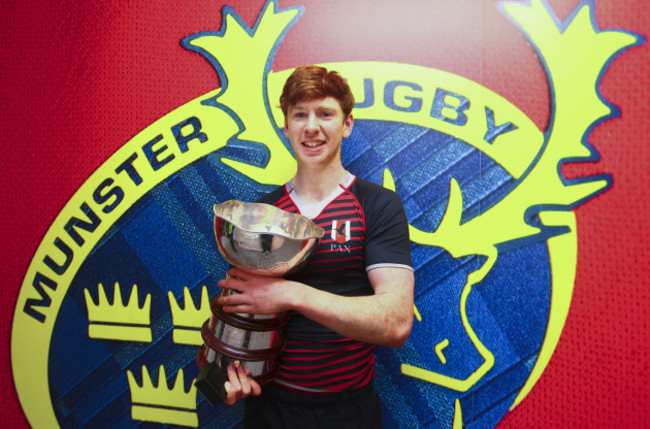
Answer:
391;0;641;393
183;0;302;186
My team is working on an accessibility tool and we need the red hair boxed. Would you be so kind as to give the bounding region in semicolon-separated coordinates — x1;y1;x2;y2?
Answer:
279;65;355;118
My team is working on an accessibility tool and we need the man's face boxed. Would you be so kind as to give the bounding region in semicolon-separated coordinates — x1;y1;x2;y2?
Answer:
284;96;353;169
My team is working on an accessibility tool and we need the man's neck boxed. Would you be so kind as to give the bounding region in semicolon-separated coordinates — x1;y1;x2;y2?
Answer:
291;165;349;202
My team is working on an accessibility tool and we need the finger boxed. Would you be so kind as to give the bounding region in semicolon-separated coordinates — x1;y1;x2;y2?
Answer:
224;381;236;406
224;362;244;405
223;276;248;293
218;278;229;291
222;304;253;314
218;279;242;295
226;362;242;392
219;292;249;306
226;267;242;280
249;378;262;396
229;267;251;281
236;363;252;396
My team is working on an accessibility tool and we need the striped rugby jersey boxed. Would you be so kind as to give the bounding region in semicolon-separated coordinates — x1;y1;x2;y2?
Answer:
257;174;412;393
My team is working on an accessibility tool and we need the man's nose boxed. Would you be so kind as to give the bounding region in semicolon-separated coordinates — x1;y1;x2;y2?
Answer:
305;113;319;132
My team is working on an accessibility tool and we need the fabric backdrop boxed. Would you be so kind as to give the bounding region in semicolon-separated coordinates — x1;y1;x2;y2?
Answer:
2;0;648;427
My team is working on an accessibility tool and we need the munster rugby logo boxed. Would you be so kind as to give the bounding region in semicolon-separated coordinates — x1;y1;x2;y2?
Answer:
11;0;643;428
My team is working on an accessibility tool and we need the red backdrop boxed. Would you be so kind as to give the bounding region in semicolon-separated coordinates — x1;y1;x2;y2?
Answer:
2;0;648;427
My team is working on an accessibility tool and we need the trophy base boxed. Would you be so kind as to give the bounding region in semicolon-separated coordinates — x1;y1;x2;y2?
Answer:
195;359;229;406
195;344;282;406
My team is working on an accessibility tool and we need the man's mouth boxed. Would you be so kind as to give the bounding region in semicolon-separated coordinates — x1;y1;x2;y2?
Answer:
302;140;325;148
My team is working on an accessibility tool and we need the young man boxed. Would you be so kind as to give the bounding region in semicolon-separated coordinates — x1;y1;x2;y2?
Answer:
217;65;414;428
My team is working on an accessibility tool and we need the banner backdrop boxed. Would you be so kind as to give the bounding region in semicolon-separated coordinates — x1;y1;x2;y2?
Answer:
2;0;648;427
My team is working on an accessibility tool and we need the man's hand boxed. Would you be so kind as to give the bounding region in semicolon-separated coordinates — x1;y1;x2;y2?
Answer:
223;361;262;406
217;267;297;315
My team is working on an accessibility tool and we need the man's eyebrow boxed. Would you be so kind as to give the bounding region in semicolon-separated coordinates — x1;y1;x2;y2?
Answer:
290;103;338;112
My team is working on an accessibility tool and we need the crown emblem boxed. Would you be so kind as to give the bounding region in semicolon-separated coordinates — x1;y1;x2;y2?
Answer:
84;283;152;342
127;365;198;427
168;286;212;345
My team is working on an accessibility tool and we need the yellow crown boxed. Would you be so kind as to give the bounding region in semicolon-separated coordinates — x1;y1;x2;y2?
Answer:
84;283;151;342
127;365;198;427
168;286;211;345
127;365;197;410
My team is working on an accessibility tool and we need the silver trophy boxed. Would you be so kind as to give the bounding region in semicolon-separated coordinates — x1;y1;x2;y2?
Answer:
195;200;324;405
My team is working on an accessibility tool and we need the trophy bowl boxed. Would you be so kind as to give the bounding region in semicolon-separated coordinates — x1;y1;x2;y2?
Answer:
212;200;325;276
196;200;324;405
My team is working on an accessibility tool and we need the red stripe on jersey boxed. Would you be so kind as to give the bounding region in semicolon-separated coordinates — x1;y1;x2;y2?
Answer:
319;207;359;217
275;193;297;211
282;344;372;370
279;353;374;379
325;366;375;391
277;366;370;388
281;343;369;362
283;339;367;351
296;263;365;276
281;351;346;362
276;338;375;390
278;365;373;389
303;255;364;265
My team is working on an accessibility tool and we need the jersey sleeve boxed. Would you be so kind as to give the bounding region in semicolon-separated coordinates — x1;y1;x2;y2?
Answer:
360;182;413;271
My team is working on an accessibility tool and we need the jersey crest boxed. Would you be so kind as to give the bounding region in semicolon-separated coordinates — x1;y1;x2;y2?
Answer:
331;220;351;244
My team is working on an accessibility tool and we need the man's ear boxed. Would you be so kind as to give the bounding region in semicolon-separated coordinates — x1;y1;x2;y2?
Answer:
343;114;354;138
284;118;289;137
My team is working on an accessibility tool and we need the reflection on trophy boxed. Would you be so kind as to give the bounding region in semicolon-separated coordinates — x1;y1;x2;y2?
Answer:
195;200;324;405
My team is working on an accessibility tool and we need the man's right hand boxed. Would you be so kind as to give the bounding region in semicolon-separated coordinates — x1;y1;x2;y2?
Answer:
223;361;262;405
